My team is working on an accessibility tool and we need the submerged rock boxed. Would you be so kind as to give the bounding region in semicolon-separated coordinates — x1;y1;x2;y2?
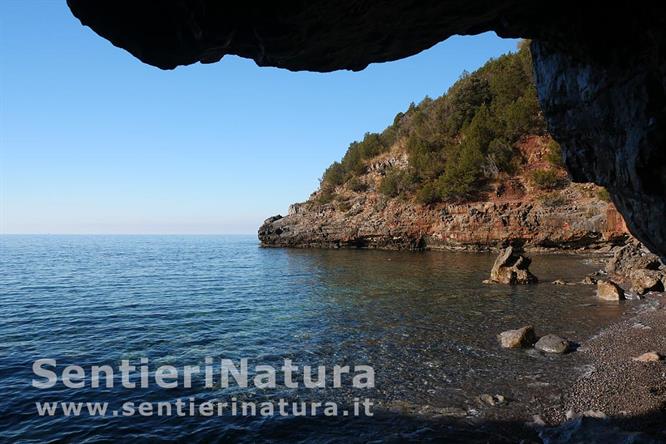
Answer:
535;334;570;354
434;406;468;417
479;394;507;406
489;246;538;285
596;280;625;301
498;325;536;349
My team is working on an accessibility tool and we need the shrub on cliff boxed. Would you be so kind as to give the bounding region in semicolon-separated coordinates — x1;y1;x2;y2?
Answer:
503;88;544;140
348;177;368;192
405;135;445;181
415;182;440;204
539;191;568;207
444;74;491;135
485;139;517;176
546;139;564;167
315;187;335;205
436;142;484;201
322;162;346;187
596;188;611;202
321;131;395;189
379;168;415;197
531;169;562;190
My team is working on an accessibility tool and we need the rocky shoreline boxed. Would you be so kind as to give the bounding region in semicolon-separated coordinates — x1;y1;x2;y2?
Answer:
259;137;629;253
544;297;666;441
259;185;629;253
461;243;666;441
262;231;666;440
374;244;666;442
257;131;665;440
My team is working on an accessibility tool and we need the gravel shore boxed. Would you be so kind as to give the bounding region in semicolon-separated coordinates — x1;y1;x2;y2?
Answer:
540;293;666;442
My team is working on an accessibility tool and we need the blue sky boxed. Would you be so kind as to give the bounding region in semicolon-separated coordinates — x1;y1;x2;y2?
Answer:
0;1;519;234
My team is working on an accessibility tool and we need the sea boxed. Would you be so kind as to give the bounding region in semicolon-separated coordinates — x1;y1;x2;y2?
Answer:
0;235;631;442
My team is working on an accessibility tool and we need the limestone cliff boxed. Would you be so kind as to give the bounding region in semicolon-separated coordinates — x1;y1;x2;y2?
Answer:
259;136;628;251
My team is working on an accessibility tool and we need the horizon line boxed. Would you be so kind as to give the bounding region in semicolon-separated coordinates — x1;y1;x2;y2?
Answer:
0;233;258;236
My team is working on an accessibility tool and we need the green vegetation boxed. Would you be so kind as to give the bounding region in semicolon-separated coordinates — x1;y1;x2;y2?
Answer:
321;131;396;190
378;168;415;198
539;191;568;207
530;169;562;190
347;177;368;193
546;139;564;167
596;188;611;202
319;42;550;204
315;187;335;204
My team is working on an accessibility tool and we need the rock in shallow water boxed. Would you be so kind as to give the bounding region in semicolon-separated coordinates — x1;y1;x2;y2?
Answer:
498;325;536;349
596;280;625;301
535;334;570;354
489;246;538;285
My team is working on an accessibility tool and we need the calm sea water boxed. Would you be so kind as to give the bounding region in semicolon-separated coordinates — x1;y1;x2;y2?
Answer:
0;235;629;442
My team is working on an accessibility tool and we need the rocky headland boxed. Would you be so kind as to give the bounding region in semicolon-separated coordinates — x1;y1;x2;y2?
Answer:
258;46;629;254
259;135;628;253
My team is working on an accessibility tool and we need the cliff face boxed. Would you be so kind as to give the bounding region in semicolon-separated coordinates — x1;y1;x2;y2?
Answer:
259;136;628;251
532;39;666;259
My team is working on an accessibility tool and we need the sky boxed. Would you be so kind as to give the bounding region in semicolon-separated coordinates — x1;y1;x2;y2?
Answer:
0;1;519;234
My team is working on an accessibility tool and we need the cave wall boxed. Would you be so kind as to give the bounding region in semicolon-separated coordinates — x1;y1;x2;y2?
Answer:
532;39;666;258
66;1;666;257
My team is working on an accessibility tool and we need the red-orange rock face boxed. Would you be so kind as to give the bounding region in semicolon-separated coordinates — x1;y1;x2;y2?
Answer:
259;138;630;251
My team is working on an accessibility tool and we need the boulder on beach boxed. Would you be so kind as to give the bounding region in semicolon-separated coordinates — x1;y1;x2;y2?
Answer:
498;325;536;348
535;334;571;354
605;241;666;294
629;269;664;295
479;394;506;406
606;241;663;277
596;280;625;301
632;352;663;362
489;246;538;285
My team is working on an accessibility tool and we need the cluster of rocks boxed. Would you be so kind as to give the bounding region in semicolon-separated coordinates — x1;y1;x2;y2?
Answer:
606;241;666;293
494;240;666;367
593;241;666;300
497;326;571;354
